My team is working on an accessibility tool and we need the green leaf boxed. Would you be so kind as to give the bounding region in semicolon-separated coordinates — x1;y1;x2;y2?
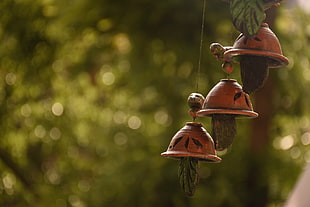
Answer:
178;157;199;196
230;0;265;37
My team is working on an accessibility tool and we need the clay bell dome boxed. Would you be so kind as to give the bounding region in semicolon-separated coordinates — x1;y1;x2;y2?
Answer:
224;23;289;68
161;122;221;162
197;79;258;118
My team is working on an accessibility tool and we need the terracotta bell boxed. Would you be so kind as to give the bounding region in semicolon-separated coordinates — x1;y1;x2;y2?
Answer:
161;122;221;162
197;79;258;118
224;23;289;68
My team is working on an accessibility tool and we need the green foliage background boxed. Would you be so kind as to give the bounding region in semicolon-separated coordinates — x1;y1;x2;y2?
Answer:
0;0;309;206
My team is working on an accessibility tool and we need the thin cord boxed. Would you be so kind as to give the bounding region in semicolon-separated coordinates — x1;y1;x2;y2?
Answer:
196;0;207;92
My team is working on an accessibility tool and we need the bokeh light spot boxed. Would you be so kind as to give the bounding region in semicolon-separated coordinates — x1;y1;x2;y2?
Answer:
35;125;46;138
68;195;83;207
42;5;58;17
97;19;113;32
290;147;301;159
114;132;128;146
113;33;131;54
102;72;115;86
154;110;171;126
113;111;127;124
5;72;16;85
305;151;310;163
178;62;193;78
2;173;16;195
52;102;64;116
279;135;294;150
2;173;15;189
128;116;141;130
21;104;32;117
46;169;60;185
50;127;61;140
301;132;310;145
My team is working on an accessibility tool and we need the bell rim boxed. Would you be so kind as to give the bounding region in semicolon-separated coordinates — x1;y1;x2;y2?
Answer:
161;151;222;162
184;122;203;127
219;78;237;83
197;108;258;118
224;48;289;68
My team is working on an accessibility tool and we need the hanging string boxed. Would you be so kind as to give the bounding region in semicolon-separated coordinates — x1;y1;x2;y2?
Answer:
196;0;207;92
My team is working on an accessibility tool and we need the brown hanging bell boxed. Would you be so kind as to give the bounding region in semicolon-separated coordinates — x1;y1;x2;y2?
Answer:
161;122;221;162
197;79;258;118
223;23;289;68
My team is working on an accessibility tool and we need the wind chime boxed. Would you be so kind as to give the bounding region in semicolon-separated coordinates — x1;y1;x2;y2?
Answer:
161;0;289;196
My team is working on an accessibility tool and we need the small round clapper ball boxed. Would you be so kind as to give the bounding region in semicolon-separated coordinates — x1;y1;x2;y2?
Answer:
187;93;205;119
187;93;205;112
187;93;205;111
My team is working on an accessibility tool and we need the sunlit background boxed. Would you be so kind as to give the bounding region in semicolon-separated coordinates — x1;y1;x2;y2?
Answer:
0;0;310;206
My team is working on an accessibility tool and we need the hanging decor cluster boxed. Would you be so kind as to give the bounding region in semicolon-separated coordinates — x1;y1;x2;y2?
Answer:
161;0;289;196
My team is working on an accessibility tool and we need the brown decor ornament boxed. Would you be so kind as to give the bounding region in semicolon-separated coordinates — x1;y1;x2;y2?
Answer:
161;93;221;197
197;79;258;118
161;122;221;196
197;79;258;151
224;23;288;68
161;122;221;162
223;23;289;94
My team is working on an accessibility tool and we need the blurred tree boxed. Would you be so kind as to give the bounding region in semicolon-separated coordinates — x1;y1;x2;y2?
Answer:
0;0;309;207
